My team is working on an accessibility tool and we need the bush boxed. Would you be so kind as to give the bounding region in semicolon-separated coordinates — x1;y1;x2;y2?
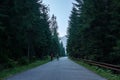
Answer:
18;57;29;65
6;59;18;68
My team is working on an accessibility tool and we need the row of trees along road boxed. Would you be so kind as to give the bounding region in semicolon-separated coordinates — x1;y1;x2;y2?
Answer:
67;0;120;65
0;0;65;70
50;15;66;57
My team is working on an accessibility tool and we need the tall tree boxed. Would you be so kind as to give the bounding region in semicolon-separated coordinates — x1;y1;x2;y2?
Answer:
50;15;60;56
0;0;53;69
60;42;65;56
67;0;120;64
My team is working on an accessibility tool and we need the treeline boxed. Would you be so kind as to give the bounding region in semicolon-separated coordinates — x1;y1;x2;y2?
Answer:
50;15;66;57
67;0;120;65
0;0;65;69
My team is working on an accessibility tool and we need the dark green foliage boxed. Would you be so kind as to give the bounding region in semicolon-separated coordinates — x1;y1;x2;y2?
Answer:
60;42;66;56
0;0;52;69
18;57;29;65
50;15;61;57
67;0;120;65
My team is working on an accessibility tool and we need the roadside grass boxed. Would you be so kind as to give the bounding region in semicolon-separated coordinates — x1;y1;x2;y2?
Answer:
71;58;120;80
0;58;50;80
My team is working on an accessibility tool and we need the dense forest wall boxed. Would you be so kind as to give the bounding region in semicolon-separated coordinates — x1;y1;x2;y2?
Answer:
67;0;120;65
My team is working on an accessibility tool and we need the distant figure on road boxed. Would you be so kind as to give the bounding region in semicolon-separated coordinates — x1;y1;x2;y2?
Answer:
56;54;59;60
50;53;53;61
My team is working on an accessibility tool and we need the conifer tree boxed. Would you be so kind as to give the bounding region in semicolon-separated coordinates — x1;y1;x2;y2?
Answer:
67;0;120;64
0;0;53;68
50;15;60;56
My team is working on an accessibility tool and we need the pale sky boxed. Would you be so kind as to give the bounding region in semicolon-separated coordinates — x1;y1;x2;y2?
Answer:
43;0;74;37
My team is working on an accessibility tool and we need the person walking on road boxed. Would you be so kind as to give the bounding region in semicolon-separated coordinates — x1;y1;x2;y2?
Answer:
56;54;59;60
50;53;53;61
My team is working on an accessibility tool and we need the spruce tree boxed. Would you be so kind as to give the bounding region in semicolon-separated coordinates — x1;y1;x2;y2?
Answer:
50;15;60;57
67;0;120;64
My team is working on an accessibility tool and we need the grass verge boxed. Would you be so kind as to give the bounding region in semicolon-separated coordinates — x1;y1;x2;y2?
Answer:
0;58;50;80
71;58;120;80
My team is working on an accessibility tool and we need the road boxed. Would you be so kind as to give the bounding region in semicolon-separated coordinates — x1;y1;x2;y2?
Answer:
6;57;106;80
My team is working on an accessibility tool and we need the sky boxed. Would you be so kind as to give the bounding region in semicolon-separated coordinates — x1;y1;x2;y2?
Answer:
43;0;74;37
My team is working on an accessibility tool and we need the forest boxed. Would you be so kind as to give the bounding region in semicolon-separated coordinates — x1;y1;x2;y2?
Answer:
0;0;120;80
67;0;120;65
0;0;65;70
1;0;120;74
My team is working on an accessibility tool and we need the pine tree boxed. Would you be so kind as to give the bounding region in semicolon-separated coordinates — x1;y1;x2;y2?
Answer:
50;15;60;57
0;0;53;68
67;0;120;64
60;42;65;56
67;3;82;58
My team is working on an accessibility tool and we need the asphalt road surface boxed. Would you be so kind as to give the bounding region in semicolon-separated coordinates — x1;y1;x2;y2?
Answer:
6;57;106;80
